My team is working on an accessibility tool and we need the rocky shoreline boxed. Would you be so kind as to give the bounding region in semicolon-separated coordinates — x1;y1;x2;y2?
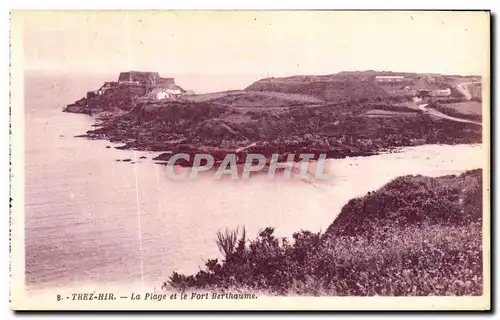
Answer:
78;103;481;167
65;72;483;166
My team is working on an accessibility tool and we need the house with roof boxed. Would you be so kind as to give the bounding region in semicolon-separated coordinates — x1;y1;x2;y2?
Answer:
430;88;451;97
149;84;185;100
374;75;405;83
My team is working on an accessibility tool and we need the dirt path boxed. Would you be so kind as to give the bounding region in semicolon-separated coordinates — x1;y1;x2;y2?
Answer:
455;82;476;101
418;103;481;125
427;108;482;125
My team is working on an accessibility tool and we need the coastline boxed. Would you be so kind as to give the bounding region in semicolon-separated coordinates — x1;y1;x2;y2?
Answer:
57;71;485;297
62;71;483;167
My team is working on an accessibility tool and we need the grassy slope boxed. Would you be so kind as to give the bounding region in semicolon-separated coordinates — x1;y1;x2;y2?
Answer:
167;169;483;296
245;77;390;102
184;90;324;106
438;101;483;117
445;101;483;116
430;100;483;122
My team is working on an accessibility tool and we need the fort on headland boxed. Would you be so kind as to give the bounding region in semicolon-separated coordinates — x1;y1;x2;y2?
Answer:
64;71;191;114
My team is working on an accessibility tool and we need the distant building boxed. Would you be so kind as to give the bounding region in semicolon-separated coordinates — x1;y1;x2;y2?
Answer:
80;71;189;102
118;71;160;85
431;88;451;97
165;87;184;97
97;81;118;95
149;84;185;100
151;88;170;100
374;76;405;82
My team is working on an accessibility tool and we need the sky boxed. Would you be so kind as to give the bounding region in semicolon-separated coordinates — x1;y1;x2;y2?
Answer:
14;11;490;91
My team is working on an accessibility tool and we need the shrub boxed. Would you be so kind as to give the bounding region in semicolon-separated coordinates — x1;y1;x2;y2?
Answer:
216;227;245;259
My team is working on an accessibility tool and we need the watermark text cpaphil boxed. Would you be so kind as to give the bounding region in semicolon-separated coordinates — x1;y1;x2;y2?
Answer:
163;153;333;180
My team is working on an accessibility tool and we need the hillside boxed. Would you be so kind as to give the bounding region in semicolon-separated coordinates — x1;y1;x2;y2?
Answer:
167;169;484;296
245;77;390;102
244;72;480;102
183;90;324;107
324;169;483;237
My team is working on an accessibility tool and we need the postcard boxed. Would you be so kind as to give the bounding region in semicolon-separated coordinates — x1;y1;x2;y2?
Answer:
9;10;491;310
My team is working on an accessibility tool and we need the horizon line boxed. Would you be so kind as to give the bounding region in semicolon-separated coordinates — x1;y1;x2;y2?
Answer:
23;68;482;78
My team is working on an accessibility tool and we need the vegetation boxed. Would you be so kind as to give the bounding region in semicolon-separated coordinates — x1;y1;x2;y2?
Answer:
166;169;483;296
245;78;389;102
432;101;483;122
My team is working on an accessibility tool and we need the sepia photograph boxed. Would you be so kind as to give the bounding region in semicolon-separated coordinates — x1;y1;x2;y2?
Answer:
9;10;490;310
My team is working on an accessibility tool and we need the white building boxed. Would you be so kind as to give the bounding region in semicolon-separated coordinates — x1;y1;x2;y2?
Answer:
165;88;183;96
150;87;184;100
374;76;405;82
431;88;451;97
154;89;170;100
